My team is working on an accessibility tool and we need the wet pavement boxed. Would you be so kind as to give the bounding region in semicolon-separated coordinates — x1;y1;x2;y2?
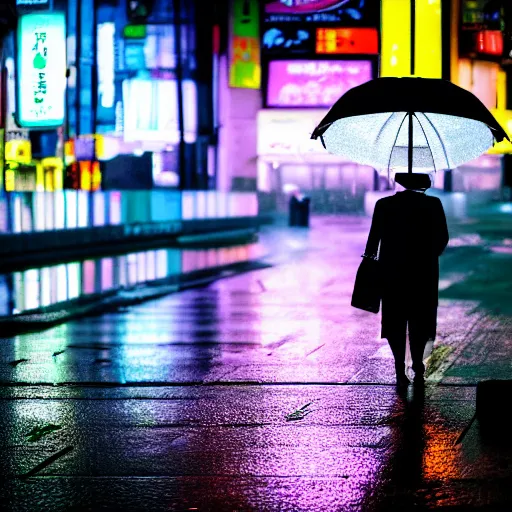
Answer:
2;211;512;510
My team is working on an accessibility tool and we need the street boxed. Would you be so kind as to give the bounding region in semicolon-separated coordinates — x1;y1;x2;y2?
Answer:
1;212;512;511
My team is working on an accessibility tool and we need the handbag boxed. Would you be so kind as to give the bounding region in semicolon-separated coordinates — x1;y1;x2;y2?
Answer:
351;255;382;314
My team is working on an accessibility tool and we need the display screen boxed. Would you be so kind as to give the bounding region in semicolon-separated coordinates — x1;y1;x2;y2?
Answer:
266;59;372;107
264;0;378;25
262;25;315;54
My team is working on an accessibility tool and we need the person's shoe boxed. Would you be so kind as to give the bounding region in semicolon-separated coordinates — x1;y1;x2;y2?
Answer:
413;373;425;386
396;373;410;389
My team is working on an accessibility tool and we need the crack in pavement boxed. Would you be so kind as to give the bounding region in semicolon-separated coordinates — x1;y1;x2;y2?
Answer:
20;446;74;480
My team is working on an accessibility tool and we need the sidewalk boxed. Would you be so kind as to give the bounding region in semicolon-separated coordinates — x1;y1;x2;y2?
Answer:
1;212;512;510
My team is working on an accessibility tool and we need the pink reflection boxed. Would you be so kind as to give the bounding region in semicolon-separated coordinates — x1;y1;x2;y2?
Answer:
101;258;114;291
109;191;122;225
182;251;196;273
82;260;96;294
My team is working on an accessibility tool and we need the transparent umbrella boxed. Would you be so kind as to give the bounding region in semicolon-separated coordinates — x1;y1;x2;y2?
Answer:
311;77;509;174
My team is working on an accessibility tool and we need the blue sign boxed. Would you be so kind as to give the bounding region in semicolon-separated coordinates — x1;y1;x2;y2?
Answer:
262;26;315;54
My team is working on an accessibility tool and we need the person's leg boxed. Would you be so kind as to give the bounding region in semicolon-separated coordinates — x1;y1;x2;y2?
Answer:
408;317;429;382
387;324;408;385
409;337;427;378
388;335;407;374
382;299;408;385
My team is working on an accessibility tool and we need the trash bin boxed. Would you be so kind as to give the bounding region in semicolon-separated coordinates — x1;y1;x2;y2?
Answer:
289;194;310;227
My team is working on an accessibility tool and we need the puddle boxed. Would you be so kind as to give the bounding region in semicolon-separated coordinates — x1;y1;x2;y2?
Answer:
0;243;264;316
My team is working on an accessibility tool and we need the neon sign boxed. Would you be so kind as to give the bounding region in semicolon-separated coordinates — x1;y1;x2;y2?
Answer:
265;1;353;14
17;13;66;128
316;28;378;54
266;59;372;107
263;0;377;24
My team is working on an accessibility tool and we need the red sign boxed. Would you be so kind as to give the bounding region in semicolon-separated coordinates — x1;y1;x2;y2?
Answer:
316;28;378;54
476;30;503;56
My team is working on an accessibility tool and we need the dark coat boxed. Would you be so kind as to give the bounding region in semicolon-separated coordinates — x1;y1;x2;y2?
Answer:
365;191;449;341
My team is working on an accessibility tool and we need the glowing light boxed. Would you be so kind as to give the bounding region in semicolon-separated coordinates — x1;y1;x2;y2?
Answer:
54;190;65;229
381;0;442;78
123;79;197;143
415;0;442;78
381;0;411;77
476;30;503;56
56;264;67;302
5;140;32;164
97;23;115;108
17;13;66;127
316;28;378;54
67;262;80;300
488;108;512;155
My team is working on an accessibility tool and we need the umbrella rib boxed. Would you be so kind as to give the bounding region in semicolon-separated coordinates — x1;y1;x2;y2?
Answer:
386;113;408;173
421;113;451;169
413;113;436;173
375;112;395;142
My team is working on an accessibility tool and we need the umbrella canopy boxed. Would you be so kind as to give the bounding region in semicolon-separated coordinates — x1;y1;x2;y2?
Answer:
311;77;510;172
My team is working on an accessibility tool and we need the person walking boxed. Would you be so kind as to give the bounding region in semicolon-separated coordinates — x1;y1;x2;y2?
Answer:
363;174;449;388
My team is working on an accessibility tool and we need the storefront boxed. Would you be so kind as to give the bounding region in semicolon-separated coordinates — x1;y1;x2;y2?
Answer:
93;0;217;191
455;0;512;196
258;0;380;213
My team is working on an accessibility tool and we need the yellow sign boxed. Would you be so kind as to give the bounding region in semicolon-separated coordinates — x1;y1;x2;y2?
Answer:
5;139;32;164
0;129;3;189
381;0;411;77
41;156;64;190
381;0;442;79
415;0;442;78
488;109;512;155
229;0;261;89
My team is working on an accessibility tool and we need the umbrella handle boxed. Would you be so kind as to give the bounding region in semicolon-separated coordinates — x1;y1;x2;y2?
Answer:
408;112;413;174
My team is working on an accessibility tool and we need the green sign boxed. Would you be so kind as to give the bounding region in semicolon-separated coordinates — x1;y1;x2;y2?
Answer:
17;13;66;128
123;24;147;39
229;0;261;89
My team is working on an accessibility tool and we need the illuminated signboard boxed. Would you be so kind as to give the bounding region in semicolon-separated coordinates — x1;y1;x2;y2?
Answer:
262;25;314;54
266;59;372;107
230;0;261;88
460;0;505;59
17;13;66;128
316;27;378;54
123;24;147;39
265;0;351;14
123;78;197;144
264;0;379;25
16;0;50;7
97;23;115;109
257;109;331;156
461;0;502;31
381;0;441;79
477;30;503;56
461;0;486;30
